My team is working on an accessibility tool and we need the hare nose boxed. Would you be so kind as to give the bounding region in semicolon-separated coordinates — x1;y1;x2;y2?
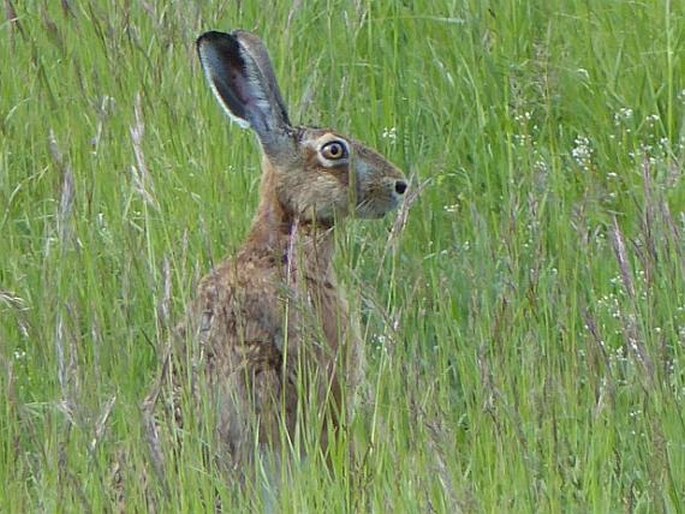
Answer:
395;180;408;195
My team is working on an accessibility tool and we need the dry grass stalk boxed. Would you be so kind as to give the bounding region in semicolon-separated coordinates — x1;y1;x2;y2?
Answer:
60;0;74;17
5;0;24;40
141;350;171;492
610;216;636;299
49;129;76;250
156;256;172;334
384;174;429;257
609;216;655;382
89;395;117;455
54;312;70;409
129;93;159;210
0;290;28;310
581;309;615;417
423;414;462;514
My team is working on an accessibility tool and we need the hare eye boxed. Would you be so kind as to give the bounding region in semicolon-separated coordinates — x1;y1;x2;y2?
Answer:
321;141;348;160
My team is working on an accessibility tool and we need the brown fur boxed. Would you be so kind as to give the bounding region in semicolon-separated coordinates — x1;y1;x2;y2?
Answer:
169;30;407;476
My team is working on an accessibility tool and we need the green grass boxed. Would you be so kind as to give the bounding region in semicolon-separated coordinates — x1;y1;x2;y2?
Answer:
1;0;684;511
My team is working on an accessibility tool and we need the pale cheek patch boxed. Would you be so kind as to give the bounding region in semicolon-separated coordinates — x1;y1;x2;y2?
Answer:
293;175;348;220
355;161;371;183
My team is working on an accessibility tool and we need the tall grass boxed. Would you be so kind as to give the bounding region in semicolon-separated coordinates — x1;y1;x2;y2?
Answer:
1;0;684;511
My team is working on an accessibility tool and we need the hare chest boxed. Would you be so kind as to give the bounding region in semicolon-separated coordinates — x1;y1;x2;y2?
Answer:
187;254;356;458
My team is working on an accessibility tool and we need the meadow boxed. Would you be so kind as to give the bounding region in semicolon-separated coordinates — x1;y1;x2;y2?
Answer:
1;0;684;511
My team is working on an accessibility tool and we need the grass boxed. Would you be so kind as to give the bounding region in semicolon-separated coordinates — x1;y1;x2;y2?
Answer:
1;0;684;511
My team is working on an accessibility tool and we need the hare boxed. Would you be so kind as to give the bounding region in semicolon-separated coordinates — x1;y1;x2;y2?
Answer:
171;30;407;477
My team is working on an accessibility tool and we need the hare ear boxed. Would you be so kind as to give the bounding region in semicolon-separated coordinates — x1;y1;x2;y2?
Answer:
196;31;292;153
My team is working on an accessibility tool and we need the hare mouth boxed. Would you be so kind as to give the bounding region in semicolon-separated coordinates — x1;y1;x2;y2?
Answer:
355;197;400;219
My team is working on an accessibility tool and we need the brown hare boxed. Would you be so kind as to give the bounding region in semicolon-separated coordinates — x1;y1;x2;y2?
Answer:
171;29;407;478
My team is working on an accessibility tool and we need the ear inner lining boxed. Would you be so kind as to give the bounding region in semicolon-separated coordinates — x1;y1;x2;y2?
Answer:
197;31;291;139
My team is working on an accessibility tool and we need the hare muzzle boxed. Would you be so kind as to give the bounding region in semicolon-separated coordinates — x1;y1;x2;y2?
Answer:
351;144;407;219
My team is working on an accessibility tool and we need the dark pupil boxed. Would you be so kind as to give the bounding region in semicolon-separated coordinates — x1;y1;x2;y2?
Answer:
329;144;340;156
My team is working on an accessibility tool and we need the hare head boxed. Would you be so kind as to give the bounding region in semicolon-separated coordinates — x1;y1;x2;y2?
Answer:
196;30;407;228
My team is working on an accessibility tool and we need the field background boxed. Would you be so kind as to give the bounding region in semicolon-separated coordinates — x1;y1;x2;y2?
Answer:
2;0;684;512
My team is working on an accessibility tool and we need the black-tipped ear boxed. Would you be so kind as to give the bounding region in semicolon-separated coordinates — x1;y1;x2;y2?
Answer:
196;32;251;127
231;30;291;128
196;31;292;152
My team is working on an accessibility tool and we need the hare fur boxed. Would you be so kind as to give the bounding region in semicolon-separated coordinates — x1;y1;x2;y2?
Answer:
172;30;407;475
